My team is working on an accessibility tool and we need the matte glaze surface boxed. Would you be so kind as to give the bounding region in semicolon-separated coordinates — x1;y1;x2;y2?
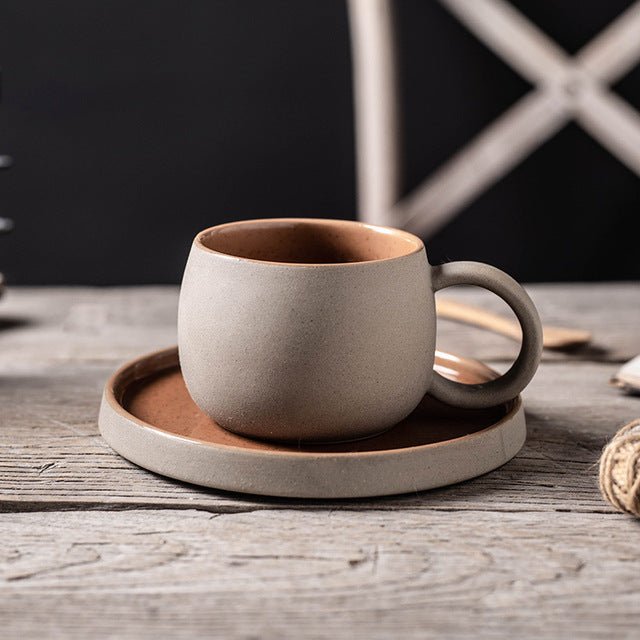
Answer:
98;347;526;499
178;218;542;441
179;219;433;441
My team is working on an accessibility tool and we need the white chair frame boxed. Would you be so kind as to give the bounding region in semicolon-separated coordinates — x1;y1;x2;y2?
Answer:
348;0;640;234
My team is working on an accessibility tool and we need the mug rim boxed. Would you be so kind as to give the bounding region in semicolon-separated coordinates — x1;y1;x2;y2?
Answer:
193;218;424;267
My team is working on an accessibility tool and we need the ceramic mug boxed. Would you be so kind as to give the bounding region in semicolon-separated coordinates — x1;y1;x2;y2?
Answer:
178;218;542;441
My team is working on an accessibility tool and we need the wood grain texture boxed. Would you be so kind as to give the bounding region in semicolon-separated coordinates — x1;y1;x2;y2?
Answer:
0;286;178;369
0;284;637;367
1;285;640;638
2;509;640;639
0;358;635;513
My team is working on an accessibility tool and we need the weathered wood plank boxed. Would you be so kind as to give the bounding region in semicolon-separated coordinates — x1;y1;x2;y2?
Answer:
0;286;178;368
1;285;638;512
2;508;639;639
1;286;639;638
1;359;636;513
0;284;637;367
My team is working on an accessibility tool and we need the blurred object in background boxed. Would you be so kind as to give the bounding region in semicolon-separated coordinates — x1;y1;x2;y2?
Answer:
0;215;13;233
0;1;638;284
0;206;13;297
350;0;640;240
0;62;13;295
612;355;640;394
0;154;14;238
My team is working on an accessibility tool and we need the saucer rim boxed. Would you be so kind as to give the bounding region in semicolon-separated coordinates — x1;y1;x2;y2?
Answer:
102;345;522;459
98;346;526;498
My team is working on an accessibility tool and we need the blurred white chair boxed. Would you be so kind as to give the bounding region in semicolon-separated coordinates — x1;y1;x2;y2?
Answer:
348;0;640;234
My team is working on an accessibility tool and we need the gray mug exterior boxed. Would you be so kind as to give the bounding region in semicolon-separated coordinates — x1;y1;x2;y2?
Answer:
178;219;542;441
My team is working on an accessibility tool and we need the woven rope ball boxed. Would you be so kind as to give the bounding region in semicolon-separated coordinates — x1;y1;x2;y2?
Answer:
599;418;640;517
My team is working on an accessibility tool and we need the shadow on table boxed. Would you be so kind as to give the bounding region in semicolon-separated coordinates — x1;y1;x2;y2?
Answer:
0;315;33;332
136;407;609;511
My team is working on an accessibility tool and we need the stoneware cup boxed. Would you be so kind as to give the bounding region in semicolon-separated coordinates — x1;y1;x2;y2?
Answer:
178;218;543;442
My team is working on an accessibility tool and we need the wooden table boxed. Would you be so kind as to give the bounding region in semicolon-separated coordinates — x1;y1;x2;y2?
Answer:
2;284;639;638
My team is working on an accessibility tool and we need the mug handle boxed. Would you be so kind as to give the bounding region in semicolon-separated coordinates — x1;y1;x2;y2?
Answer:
429;261;543;409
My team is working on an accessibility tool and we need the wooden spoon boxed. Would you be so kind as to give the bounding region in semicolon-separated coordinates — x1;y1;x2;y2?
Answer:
434;349;500;383
436;297;592;350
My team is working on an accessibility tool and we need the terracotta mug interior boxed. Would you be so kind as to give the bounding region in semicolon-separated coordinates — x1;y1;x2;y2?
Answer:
197;218;422;265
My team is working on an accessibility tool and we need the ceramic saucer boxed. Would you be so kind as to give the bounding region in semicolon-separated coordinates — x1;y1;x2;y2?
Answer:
98;347;525;499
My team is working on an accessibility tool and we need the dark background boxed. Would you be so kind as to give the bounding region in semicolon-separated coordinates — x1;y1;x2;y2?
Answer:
0;0;639;285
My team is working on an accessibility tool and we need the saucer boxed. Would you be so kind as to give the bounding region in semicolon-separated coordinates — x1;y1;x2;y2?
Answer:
98;347;525;498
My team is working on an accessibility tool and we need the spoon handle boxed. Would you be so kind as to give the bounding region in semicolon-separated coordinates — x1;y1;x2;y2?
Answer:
436;297;591;350
436;297;522;341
